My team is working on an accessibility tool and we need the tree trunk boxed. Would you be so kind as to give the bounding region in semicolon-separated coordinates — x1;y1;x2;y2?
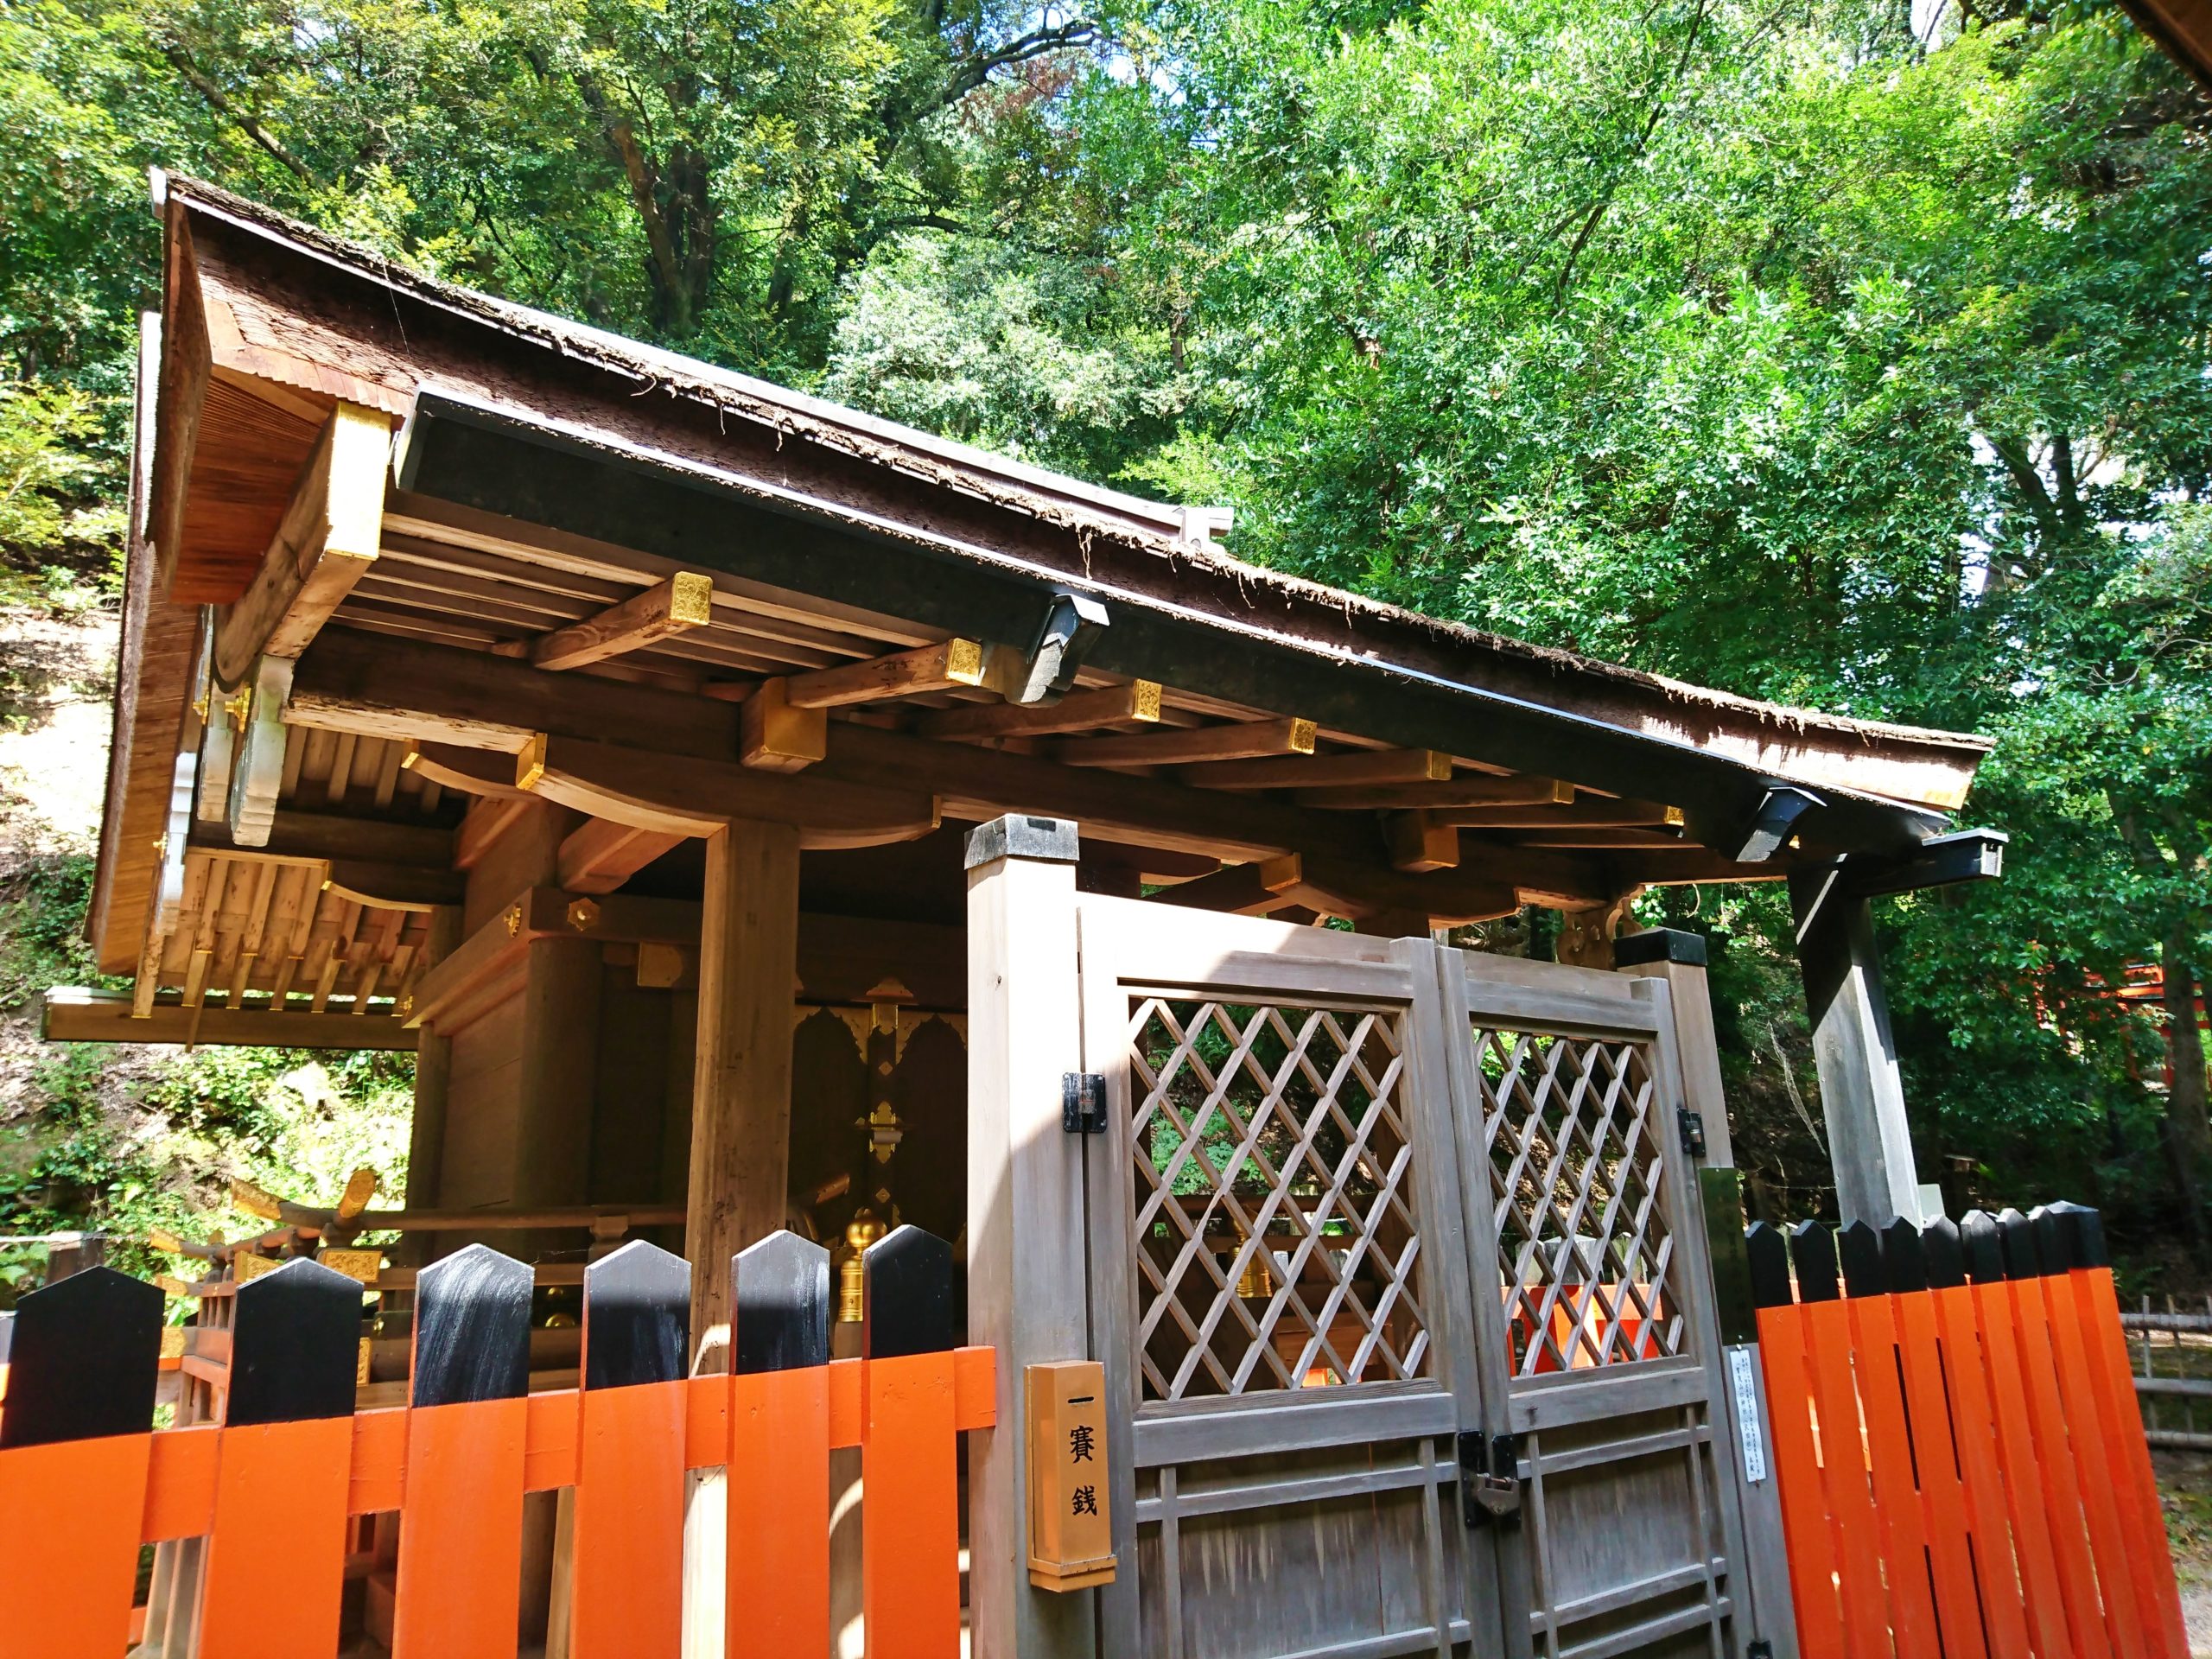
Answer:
2162;928;2212;1249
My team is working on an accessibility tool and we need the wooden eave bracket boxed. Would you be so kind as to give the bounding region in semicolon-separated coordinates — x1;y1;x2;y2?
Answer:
213;401;393;689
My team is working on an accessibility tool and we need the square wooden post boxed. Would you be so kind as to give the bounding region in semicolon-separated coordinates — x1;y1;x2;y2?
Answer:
682;817;801;1658
965;816;1098;1659
1789;864;1927;1225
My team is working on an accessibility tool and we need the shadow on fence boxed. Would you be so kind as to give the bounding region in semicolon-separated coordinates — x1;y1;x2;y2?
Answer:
0;1224;992;1659
1750;1202;2184;1659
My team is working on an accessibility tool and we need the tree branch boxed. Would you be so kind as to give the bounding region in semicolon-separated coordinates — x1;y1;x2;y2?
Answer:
159;48;315;183
938;17;1099;111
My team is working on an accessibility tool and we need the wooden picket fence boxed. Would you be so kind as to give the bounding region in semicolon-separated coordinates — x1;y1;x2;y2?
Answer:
1751;1203;2185;1659
0;1224;992;1659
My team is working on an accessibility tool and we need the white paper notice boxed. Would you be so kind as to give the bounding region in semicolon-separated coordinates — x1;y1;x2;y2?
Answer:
1728;1345;1767;1484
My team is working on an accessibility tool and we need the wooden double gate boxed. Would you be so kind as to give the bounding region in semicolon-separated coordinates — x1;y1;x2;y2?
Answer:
1060;898;1753;1659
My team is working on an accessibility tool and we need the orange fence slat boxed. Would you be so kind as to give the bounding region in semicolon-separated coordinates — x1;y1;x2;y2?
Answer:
0;1433;150;1659
346;1406;406;1515
728;1367;831;1659
1929;1283;2031;1659
2039;1264;2150;1659
1889;1287;1986;1659
1754;1303;1845;1659
2007;1269;2114;1659
142;1421;220;1540
524;1386;580;1492
1847;1290;1942;1659
862;1350;962;1659
571;1378;688;1659
1971;1270;2075;1659
2075;1263;2190;1659
1802;1296;1891;1659
197;1417;353;1659
391;1396;530;1659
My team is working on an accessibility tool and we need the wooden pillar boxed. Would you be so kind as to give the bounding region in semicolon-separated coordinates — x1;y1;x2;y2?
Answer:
684;817;803;1362
964;815;1098;1659
1616;928;1735;1168
1789;864;1926;1226
403;906;463;1209
682;817;801;1659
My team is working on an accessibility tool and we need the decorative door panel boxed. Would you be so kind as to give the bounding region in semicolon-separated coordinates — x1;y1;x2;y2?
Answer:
1437;955;1749;1659
1077;899;1500;1659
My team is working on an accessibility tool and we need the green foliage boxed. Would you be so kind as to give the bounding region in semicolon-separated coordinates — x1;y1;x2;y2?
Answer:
3;0;2211;1261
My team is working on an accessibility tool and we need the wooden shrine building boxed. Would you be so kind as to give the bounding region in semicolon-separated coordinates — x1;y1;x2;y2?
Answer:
47;174;2007;1659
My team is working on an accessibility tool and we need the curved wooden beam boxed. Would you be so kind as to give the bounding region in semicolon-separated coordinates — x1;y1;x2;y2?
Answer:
403;741;531;799
514;733;941;851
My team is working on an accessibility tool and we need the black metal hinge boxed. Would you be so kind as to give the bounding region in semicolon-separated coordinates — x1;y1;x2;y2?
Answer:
1678;1107;1707;1161
1063;1073;1107;1135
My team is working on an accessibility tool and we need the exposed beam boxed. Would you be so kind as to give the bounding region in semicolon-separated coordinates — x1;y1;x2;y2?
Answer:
918;679;1160;741
1147;864;1299;916
530;572;714;671
289;632;1618;903
1181;748;1452;791
1302;777;1574;812
43;988;417;1051
321;860;463;911
1504;828;1698;850
454;793;533;870
740;677;827;772
1383;812;1459;874
783;639;985;709
1055;715;1316;769
559;816;686;893
403;741;531;800
213;402;392;687
1253;852;1518;926
518;731;941;850
1438;799;1680;830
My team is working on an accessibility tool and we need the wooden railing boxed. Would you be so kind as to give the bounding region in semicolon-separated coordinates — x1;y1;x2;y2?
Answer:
0;1226;990;1659
1750;1204;2184;1659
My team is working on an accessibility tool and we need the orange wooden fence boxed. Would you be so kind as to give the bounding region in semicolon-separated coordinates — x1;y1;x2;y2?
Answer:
1751;1203;2184;1659
0;1224;991;1659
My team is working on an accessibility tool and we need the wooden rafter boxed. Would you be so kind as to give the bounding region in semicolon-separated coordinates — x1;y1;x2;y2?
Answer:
1384;812;1459;874
213;402;391;688
530;572;715;671
918;680;1161;741
1439;799;1682;830
1301;777;1575;812
783;639;985;709
285;632;1627;905
1055;716;1318;769
1181;749;1453;791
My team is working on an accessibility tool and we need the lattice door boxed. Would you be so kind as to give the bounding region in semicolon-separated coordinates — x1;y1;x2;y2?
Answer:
1075;901;1496;1659
1440;958;1750;1659
1476;1028;1682;1377
1126;995;1430;1402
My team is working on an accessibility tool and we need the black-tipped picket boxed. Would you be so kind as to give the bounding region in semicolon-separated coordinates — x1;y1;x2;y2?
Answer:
1881;1216;1929;1294
227;1256;365;1426
733;1229;830;1375
1787;1218;1840;1302
583;1240;689;1390
1838;1220;1885;1300
1745;1221;1793;1309
2049;1198;2108;1268
411;1241;532;1408
0;1263;161;1449
1961;1209;2007;1283
1922;1215;1966;1288
862;1224;955;1360
1996;1207;2040;1280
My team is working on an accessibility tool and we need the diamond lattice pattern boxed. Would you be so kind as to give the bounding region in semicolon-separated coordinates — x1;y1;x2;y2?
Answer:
1477;1028;1682;1376
1126;997;1429;1402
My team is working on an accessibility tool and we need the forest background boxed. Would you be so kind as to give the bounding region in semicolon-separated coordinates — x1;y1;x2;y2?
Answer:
3;0;2210;1288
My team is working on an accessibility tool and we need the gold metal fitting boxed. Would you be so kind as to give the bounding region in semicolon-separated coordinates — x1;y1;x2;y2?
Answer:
567;897;601;932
